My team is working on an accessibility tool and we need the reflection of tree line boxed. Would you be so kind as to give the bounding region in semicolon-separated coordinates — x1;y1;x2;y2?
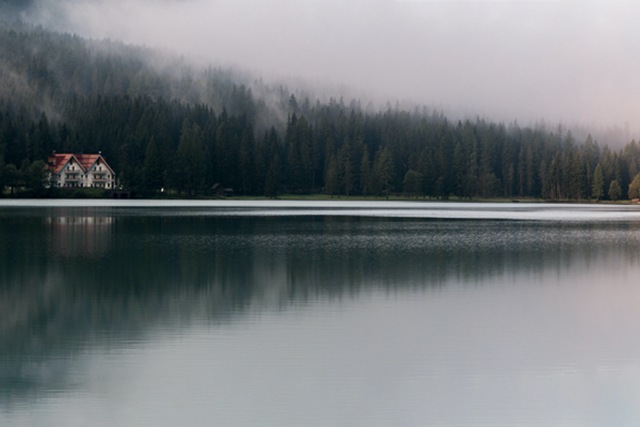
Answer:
2;214;640;400
5;215;640;327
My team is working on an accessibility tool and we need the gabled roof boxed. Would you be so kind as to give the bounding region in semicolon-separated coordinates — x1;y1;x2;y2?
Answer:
75;154;101;171
47;153;114;175
48;154;75;174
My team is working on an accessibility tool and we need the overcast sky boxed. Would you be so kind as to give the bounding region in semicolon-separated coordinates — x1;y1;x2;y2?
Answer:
24;0;640;130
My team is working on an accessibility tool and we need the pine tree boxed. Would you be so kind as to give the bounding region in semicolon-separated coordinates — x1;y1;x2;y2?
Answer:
263;127;280;198
264;156;279;199
143;137;164;192
176;121;206;195
374;146;394;198
608;180;622;201
324;155;340;196
3;164;19;194
359;145;372;197
26;160;47;195
628;173;640;200
403;170;423;198
592;163;604;200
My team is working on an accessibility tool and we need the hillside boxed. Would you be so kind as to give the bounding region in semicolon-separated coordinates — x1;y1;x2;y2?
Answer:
1;19;286;120
1;19;640;201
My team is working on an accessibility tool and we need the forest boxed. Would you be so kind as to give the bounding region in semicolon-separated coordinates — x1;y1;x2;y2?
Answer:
1;20;640;200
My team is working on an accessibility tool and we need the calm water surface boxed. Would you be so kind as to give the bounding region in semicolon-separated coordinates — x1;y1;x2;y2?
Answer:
2;200;640;426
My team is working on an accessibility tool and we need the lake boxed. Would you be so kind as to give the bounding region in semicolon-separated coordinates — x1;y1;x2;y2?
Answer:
2;200;640;426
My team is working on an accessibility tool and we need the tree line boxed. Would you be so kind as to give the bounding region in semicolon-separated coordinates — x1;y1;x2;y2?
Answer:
2;93;640;200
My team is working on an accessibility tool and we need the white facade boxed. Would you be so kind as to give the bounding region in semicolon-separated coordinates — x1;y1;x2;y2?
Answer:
84;158;115;189
48;153;116;190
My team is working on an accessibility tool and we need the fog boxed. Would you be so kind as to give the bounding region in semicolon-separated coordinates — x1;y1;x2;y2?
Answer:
20;0;640;131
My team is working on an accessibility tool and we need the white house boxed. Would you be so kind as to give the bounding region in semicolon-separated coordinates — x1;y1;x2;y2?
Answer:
47;152;116;189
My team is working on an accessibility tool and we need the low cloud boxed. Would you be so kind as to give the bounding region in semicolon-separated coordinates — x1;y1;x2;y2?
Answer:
22;0;640;131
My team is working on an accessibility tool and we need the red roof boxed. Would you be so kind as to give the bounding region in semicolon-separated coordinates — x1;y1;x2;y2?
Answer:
47;153;111;175
47;154;74;174
75;154;101;171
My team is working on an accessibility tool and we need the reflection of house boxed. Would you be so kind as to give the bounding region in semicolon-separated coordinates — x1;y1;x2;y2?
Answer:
47;152;116;189
48;215;114;258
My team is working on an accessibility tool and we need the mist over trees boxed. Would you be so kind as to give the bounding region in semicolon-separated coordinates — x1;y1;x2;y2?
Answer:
1;20;640;200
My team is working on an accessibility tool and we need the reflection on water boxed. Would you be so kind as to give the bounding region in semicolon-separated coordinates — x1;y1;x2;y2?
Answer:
2;203;640;426
48;214;114;258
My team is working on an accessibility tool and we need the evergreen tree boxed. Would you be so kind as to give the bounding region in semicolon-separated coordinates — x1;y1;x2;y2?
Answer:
176;121;206;195
628;173;640;200
264;156;279;198
608;180;622;201
263;127;281;198
3;164;19;194
452;141;465;197
339;136;356;196
592;163;604;200
143;137;164;192
324;155;340;196
403;170;423;198
26;160;47;195
374;146;394;198
285;114;303;192
525;146;535;196
359;145;372;197
238;125;255;195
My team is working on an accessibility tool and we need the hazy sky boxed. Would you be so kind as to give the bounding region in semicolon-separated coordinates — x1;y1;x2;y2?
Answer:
24;0;640;129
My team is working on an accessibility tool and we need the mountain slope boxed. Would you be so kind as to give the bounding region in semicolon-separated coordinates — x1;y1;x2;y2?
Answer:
1;19;639;201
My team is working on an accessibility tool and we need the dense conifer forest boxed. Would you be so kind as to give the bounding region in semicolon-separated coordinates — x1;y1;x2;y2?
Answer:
2;20;640;200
